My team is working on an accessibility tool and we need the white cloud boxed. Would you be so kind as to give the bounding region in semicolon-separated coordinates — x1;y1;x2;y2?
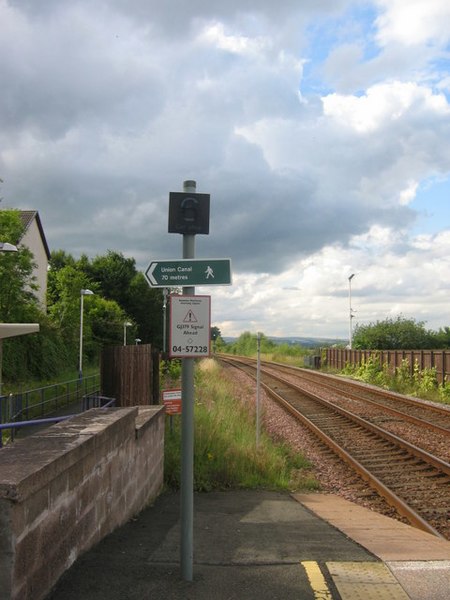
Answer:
1;0;450;340
197;22;271;57
398;181;418;206
212;226;450;338
322;81;450;133
375;0;450;47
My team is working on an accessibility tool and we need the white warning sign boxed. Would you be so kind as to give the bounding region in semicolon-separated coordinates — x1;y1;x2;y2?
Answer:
169;295;211;358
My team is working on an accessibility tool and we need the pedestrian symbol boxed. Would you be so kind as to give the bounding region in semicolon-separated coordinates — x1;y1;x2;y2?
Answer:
205;266;214;279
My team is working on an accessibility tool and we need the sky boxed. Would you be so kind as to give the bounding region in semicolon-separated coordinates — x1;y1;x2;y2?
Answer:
1;0;450;341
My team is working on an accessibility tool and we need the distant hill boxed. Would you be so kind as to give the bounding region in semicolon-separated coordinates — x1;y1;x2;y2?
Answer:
223;336;345;348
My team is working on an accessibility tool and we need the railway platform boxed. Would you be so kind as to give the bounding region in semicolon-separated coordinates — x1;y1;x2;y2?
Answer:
47;490;450;600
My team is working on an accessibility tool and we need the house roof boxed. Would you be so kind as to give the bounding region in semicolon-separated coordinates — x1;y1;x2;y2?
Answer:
19;210;51;259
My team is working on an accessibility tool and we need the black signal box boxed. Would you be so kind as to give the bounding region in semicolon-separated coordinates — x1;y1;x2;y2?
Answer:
168;192;210;235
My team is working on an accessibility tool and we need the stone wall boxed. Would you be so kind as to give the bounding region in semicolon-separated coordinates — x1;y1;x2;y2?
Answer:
0;406;165;600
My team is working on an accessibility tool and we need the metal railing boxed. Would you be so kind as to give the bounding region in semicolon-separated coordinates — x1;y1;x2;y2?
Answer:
0;388;115;447
0;374;100;423
0;374;103;446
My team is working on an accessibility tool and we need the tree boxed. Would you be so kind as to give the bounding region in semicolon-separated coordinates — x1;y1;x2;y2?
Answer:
86;250;137;308
0;209;39;321
429;327;450;349
352;316;432;350
126;272;163;346
228;331;276;355
88;296;127;353
0;210;71;381
84;250;163;346
210;325;226;351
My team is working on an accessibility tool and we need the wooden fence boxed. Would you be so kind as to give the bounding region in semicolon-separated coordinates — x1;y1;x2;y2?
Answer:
324;348;450;385
101;344;160;406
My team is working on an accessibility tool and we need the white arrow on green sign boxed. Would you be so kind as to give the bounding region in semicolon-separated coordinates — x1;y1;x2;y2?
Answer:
145;258;232;287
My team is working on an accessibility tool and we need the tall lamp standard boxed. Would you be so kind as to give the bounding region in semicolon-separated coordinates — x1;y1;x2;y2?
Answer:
123;321;132;346
79;289;94;379
348;274;355;349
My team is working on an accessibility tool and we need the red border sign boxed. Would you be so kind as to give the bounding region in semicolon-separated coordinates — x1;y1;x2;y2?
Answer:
162;389;182;415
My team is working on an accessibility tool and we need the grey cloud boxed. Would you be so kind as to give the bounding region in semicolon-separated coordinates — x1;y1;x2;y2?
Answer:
0;0;445;282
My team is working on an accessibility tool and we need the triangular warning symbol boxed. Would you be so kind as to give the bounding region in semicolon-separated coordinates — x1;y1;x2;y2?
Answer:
183;310;198;323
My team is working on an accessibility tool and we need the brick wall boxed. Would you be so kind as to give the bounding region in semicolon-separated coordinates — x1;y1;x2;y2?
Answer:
0;406;165;600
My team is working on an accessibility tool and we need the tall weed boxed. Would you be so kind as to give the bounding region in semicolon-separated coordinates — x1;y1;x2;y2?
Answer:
164;358;318;492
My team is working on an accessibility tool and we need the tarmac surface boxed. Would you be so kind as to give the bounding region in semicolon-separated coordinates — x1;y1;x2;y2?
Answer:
46;490;450;600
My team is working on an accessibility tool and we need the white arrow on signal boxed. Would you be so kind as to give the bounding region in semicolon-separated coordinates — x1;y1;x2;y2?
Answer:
147;263;158;285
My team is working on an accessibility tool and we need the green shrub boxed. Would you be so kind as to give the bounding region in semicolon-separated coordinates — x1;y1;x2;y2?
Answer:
439;380;450;404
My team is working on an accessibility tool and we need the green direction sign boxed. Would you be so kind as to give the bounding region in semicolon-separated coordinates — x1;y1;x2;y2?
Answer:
145;258;232;287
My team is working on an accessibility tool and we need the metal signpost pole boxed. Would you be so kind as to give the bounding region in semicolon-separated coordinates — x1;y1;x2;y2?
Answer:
180;179;196;581
162;289;168;354
256;332;261;446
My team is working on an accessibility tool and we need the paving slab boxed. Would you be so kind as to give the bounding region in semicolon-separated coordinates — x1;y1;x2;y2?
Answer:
294;493;450;561
46;490;374;600
295;492;450;600
46;490;450;600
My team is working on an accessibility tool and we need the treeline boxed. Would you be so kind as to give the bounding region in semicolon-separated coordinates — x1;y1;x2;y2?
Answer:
352;316;450;350
219;317;450;358
0;210;163;384
220;331;313;360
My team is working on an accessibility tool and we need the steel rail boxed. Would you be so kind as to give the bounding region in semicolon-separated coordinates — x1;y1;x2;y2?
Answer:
224;355;450;436
219;355;448;539
269;360;450;423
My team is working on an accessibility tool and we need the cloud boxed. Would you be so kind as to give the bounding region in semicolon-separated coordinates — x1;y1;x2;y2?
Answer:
375;0;450;47
1;0;450;338
322;81;450;133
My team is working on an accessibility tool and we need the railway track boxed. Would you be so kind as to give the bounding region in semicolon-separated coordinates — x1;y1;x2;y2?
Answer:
218;355;450;540
267;361;450;437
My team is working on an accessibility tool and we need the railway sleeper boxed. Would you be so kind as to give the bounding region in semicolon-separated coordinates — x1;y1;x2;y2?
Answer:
386;482;448;493
350;450;413;460
364;463;427;474
336;447;403;458
420;508;450;516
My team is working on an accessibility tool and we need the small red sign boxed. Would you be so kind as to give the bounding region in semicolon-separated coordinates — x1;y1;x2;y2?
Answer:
162;389;182;415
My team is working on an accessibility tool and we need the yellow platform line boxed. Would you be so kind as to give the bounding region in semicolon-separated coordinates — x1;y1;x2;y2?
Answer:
301;561;333;600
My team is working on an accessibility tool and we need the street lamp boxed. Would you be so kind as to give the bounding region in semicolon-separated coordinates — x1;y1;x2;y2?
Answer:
135;338;141;345
348;274;355;349
123;321;132;346
0;242;18;252
79;289;94;379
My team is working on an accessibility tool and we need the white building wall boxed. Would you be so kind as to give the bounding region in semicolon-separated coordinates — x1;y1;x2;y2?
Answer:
21;220;48;309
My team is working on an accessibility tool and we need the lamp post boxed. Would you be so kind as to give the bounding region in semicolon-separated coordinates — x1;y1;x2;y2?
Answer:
79;289;94;379
348;274;355;349
123;321;132;346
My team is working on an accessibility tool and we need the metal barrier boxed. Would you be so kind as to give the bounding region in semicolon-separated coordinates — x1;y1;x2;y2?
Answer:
0;374;100;424
0;393;115;447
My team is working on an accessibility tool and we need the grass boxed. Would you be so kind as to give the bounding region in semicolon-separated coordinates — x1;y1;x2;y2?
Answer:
163;358;319;493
